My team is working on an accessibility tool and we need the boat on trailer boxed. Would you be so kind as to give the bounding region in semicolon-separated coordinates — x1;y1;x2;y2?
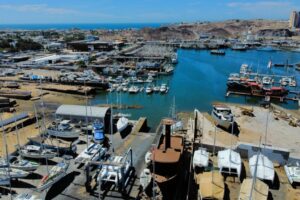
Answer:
47;120;81;140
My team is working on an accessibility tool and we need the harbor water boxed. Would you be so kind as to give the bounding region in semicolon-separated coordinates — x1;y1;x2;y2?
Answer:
91;49;300;128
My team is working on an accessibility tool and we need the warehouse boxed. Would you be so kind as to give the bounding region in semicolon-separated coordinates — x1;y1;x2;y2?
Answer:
55;104;111;132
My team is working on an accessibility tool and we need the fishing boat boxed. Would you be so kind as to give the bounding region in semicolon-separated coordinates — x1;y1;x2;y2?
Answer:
117;116;129;132
145;85;153;94
193;147;209;169
284;161;300;185
145;76;154;83
0;167;29;179
19;145;57;159
47;120;81;140
211;104;234;130
218;149;242;178
75;143;106;164
249;153;275;182
37;161;69;192
239;178;269;200
289;79;297;87
210;49;225;55
122;86;128;92
149;119;183;199
92;121;105;144
262;76;273;85
240;64;250;74
280;77;291;86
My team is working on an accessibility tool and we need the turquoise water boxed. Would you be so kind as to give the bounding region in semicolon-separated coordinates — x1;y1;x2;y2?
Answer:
91;49;300;128
0;23;164;30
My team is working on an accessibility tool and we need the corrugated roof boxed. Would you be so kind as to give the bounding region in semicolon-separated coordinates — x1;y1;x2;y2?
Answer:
56;105;110;118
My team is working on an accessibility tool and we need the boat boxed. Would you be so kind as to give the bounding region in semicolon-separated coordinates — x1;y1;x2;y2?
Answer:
232;44;247;51
117;116;129;132
148;119;183;199
37;161;69;192
122;86;128;92
240;64;250;75
144;151;152;166
10;158;39;172
263;86;288;97
145;85;153;94
0;167;29;179
145;76;154;83
19;145;57;159
280;77;291;86
128;85;139;93
228;73;240;82
0;168;10;186
262;76;273;85
195;171;225;200
284;161;300;185
47;120;81;140
239;178;269;200
210;49;225;55
14;193;42;200
249;153;275;182
218;149;242;178
193;147;209;169
153;86;160;92
159;84;168;93
75;143;106;164
211;104;234;130
92;121;105;144
139;168;152;190
289;79;297;87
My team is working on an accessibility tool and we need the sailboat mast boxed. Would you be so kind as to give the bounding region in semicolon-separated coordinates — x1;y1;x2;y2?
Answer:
0;115;12;200
84;80;89;149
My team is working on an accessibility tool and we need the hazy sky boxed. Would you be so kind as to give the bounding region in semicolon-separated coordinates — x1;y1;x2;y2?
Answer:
0;0;300;24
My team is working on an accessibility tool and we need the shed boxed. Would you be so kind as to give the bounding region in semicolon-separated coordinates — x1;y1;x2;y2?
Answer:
55;104;111;132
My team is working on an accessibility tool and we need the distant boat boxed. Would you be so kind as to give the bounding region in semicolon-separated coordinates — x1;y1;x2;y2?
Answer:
37;161;69;192
232;44;247;51
92;121;105;144
117;117;129;132
159;83;168;93
145;85;153;94
128;85;139;93
262;76;273;85
210;49;225;55
211;104;234;130
14;193;42;200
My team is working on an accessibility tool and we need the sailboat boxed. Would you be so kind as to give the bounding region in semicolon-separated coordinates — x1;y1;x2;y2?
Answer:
249;153;274;182
0;167;29;179
0;157;39;172
19;145;57;159
37;161;69;192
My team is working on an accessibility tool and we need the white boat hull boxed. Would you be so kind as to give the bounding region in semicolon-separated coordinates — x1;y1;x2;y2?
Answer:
284;165;300;185
47;129;80;139
117;117;129;132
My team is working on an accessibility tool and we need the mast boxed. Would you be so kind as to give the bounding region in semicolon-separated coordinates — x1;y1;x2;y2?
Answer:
84;80;89;148
0;115;12;200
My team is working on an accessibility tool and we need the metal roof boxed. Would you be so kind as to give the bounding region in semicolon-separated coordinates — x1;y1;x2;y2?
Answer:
56;105;110;118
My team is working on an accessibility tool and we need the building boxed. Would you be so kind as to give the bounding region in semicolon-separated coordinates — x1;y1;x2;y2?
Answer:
289;11;300;29
55;105;111;133
67;40;124;52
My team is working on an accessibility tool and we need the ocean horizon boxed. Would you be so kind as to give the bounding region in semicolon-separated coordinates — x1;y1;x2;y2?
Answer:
0;23;166;30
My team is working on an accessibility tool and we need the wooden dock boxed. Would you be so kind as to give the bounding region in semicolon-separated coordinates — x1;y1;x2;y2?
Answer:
226;91;299;102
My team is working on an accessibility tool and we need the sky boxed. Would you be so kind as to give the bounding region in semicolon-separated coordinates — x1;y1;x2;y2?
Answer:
0;0;300;24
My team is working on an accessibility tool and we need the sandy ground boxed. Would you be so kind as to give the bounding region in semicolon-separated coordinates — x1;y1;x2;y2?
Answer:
0;83;86;157
199;104;300;158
